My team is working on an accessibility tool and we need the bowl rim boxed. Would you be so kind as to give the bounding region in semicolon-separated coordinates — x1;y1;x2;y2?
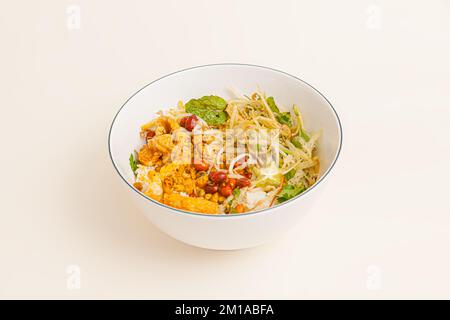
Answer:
108;63;343;218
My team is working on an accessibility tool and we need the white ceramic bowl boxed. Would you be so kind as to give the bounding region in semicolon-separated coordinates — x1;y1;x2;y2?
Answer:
108;64;342;250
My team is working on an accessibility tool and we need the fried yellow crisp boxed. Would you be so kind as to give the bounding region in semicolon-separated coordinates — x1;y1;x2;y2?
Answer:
163;193;219;214
138;134;174;165
143;171;163;202
138;144;159;165
148;134;174;155
159;163;195;195
141;116;179;135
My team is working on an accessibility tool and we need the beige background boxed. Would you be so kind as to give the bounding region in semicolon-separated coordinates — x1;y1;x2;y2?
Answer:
1;0;450;299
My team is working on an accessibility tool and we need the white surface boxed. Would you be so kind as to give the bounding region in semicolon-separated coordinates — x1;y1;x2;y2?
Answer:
1;0;449;299
109;64;342;250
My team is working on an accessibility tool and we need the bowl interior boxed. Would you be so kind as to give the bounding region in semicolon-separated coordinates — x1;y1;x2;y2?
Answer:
109;64;342;205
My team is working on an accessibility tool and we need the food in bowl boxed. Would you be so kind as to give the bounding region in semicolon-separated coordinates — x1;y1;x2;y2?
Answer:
109;64;342;250
129;89;320;214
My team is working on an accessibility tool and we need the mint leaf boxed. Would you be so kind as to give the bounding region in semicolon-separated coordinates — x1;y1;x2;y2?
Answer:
185;95;228;126
196;95;227;110
202;111;228;125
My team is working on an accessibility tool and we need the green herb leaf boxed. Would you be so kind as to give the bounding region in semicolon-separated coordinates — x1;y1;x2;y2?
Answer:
292;132;310;149
233;188;241;198
292;136;302;148
284;169;296;181
277;184;305;203
266;96;279;113
266;96;294;126
300;129;310;142
129;153;138;175
276;112;292;126
185;95;228;126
